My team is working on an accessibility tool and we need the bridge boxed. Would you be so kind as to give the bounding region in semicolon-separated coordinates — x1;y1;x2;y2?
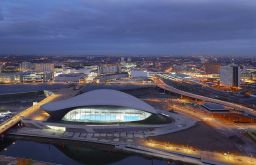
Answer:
152;77;256;116
0;93;61;135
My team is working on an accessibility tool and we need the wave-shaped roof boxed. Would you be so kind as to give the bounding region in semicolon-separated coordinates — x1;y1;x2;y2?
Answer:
41;89;156;114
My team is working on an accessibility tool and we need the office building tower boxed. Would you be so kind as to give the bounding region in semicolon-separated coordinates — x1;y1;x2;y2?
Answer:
220;65;241;87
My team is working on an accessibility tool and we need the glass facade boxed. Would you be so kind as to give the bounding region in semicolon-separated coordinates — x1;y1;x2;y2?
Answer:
62;106;151;123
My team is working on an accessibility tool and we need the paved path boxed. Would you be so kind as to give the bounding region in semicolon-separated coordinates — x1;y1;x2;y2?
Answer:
19;107;197;138
8;128;205;165
8;127;256;165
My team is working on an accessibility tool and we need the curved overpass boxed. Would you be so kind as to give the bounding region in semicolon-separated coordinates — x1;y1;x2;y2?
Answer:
152;77;256;116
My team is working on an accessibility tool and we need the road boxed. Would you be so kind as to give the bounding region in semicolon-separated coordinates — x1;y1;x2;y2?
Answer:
152;77;256;116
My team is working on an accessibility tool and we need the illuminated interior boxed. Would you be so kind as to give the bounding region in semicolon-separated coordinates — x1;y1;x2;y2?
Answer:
62;106;151;123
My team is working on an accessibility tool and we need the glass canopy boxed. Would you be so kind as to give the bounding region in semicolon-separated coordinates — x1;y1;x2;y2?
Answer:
62;106;151;123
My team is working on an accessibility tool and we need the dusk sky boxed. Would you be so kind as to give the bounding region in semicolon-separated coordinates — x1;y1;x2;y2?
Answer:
0;0;256;56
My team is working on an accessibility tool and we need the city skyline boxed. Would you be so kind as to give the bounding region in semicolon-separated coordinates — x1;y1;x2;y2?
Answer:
0;1;256;164
0;55;256;164
0;0;256;56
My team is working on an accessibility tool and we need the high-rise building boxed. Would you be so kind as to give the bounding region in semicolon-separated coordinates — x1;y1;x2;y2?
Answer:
120;57;125;63
0;73;20;83
34;63;54;72
20;62;33;72
220;65;241;87
0;63;3;73
200;57;208;64
205;63;220;74
130;69;149;78
20;72;53;83
98;64;121;75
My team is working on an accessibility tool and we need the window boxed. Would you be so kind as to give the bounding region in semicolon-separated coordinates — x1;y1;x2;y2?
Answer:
62;106;151;123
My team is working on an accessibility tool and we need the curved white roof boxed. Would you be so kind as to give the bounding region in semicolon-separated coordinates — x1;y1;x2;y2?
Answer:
41;89;156;114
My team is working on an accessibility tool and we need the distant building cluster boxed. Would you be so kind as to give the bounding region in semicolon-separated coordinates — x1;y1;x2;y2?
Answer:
0;56;255;90
0;56;153;84
0;62;55;83
0;61;98;84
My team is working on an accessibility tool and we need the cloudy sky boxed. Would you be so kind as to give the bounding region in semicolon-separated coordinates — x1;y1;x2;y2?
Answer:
0;0;256;56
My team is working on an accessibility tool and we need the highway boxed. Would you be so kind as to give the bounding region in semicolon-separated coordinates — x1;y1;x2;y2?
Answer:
152;77;256;116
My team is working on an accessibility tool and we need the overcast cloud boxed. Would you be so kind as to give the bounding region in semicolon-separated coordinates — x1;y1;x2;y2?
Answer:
0;0;256;56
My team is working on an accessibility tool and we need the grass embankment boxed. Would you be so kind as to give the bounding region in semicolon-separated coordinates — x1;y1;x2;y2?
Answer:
247;129;256;142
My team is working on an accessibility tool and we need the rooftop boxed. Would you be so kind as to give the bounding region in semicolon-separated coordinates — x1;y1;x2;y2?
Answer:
41;89;156;114
202;102;229;112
